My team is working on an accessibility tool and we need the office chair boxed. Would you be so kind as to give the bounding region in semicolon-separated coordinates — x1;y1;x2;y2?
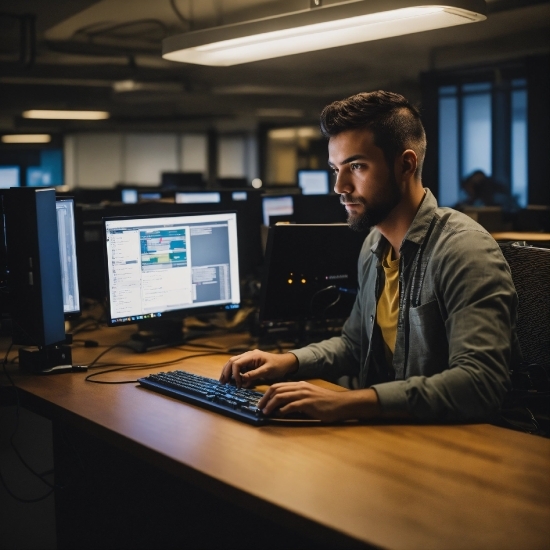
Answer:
498;242;550;436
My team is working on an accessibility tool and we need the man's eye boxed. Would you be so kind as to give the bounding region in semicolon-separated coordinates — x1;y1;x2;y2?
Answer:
350;163;361;170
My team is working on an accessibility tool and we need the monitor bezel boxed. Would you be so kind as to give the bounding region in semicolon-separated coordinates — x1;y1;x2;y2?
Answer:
102;210;241;327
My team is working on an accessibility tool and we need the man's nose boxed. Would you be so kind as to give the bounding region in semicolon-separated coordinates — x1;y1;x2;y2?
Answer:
334;170;352;195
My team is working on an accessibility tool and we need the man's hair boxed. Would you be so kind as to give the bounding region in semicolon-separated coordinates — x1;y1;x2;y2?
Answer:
320;90;426;177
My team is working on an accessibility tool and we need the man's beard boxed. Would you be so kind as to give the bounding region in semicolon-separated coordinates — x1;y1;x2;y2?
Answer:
341;175;401;232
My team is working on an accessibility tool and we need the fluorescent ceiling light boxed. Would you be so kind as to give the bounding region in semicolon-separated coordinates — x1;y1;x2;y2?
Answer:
163;0;486;67
22;110;110;120
2;134;52;144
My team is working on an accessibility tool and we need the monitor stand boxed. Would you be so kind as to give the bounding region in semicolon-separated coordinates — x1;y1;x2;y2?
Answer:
18;344;77;374
126;318;186;353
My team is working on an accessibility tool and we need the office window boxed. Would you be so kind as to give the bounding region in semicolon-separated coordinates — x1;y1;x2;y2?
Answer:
511;83;528;206
437;78;528;207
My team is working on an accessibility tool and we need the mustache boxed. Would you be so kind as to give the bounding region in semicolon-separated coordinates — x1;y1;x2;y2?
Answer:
340;194;365;205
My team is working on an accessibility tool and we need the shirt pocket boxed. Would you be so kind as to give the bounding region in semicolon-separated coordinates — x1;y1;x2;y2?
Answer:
408;299;448;377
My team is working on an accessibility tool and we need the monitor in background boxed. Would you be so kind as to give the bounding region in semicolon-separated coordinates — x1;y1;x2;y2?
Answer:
73;187;122;204
261;195;294;226
161;171;204;189
56;197;81;317
0;166;20;188
260;224;367;341
297;169;331;195
175;191;221;204
26;149;63;187
121;188;139;204
216;177;248;189
138;191;163;201
103;211;241;351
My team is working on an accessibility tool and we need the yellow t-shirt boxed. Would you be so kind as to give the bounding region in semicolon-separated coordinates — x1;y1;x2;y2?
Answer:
376;245;400;367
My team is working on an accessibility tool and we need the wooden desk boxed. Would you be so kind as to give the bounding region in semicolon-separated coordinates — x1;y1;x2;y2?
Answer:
2;326;550;550
491;231;550;245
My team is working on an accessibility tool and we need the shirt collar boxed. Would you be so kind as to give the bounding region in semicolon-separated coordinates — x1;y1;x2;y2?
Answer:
369;188;438;257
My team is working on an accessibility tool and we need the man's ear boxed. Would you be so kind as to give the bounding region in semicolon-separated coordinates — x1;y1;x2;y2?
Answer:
400;149;418;180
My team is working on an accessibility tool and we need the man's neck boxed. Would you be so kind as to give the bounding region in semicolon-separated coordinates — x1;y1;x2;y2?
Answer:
377;184;426;259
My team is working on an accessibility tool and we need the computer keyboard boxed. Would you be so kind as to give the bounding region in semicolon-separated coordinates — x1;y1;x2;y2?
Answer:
137;370;268;426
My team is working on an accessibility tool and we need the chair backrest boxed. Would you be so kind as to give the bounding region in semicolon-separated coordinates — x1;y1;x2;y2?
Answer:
499;242;550;366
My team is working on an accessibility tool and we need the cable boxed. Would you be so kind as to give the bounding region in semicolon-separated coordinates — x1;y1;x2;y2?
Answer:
85;351;231;384
310;285;341;317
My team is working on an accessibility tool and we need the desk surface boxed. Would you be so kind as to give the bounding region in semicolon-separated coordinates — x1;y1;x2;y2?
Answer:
2;326;550;550
491;231;550;242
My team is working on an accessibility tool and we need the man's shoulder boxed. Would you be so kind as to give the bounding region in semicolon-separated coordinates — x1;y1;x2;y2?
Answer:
432;206;499;249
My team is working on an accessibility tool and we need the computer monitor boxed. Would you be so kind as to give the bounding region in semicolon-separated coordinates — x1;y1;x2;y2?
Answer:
261;195;294;226
0;166;20;188
175;191;221;204
26;149;64;187
56;197;81;317
103;210;241;350
121;188;139;204
161;171;204;189
216;177;248;189
297;169;331;195
293;194;347;224
260;223;367;331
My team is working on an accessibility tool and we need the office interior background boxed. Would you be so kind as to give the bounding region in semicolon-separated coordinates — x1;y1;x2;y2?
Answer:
0;1;549;548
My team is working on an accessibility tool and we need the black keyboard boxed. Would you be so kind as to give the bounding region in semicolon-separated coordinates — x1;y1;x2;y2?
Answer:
137;370;268;426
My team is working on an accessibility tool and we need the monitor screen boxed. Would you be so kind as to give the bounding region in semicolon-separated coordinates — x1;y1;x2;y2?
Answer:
121;189;138;204
26;149;63;187
261;195;294;226
297;170;331;195
0;166;20;188
103;211;241;326
231;191;248;202
56;198;81;316
175;192;221;204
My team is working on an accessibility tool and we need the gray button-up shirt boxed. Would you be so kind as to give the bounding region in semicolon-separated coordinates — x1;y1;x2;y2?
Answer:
291;189;521;421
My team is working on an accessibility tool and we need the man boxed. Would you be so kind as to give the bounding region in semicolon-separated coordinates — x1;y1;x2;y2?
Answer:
220;90;521;423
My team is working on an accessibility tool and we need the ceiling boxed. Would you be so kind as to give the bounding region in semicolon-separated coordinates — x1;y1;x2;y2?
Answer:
0;0;549;135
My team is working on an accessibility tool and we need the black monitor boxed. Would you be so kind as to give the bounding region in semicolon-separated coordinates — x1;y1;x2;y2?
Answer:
216;177;248;189
293;194;347;224
103;210;241;351
297;169;331;195
161;171;205;189
260;223;367;331
56;197;81;317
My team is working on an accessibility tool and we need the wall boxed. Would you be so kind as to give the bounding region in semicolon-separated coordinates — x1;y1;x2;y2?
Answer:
64;132;258;189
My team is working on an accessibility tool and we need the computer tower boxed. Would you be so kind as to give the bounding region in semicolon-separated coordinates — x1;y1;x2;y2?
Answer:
4;187;66;347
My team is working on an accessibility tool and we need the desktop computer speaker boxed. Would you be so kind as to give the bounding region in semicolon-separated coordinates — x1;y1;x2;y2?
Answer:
4;187;66;349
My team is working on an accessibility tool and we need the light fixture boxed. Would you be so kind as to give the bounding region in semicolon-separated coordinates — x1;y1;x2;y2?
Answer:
22;110;110;120
162;0;486;67
2;134;52;144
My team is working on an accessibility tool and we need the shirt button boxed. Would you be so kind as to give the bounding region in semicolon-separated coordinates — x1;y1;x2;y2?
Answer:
370;315;374;323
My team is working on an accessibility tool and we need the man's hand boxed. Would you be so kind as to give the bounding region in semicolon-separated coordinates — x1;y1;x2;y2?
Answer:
258;382;381;423
219;350;298;388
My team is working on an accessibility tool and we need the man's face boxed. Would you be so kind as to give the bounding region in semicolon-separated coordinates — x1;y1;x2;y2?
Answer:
328;129;401;232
